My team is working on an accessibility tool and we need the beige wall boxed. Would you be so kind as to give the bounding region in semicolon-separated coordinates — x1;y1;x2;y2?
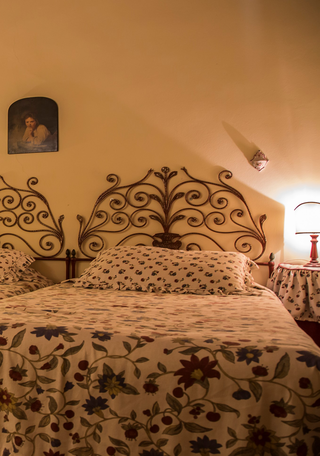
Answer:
0;0;319;282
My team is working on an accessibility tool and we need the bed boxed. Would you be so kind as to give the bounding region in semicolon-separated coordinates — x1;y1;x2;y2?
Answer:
0;167;319;456
0;174;66;297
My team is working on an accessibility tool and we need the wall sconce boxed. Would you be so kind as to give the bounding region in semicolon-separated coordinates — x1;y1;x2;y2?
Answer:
294;201;320;266
250;150;269;171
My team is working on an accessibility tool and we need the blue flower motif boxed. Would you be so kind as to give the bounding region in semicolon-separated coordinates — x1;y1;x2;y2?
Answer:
236;347;262;365
297;351;320;371
2;450;10;456
91;330;113;342
31;325;69;341
64;381;74;392
232;389;251;400
51;439;61;447
190;435;222;454
139;449;164;456
0;325;8;335
36;387;44;395
82;395;109;415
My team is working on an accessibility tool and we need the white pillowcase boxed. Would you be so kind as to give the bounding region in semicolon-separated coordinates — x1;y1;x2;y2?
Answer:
73;246;257;295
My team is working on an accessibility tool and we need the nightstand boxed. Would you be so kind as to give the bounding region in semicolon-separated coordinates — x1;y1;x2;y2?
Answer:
267;263;320;346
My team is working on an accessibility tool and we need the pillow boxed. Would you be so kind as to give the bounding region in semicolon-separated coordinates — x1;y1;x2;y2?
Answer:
18;267;54;287
0;249;35;283
73;246;257;295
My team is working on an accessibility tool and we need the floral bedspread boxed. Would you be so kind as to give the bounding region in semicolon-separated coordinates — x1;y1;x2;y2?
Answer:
0;283;319;456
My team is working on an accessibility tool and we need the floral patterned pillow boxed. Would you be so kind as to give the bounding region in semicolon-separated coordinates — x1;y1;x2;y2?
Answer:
18;267;54;287
0;249;35;283
73;246;257;295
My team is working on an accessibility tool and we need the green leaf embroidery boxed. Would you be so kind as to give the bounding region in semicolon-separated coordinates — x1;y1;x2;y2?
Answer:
123;341;131;353
228;427;237;439
152;401;160;415
166;393;182;414
139;441;153;447
134;366;141;379
80;417;92;427
305;413;320;423
134;357;149;363
25;425;36;435
158;362;167;373
10;329;26;349
62;341;84;357
39;433;50;443
221;349;236;363
184;422;212;433
249;380;262;402
179;347;202;355
163;422;183;435
121;384;139;395
61;358;70;376
156;438;169;447
68;447;93;456
216;403;240;417
38;376;55;384
39;415;51;428
108;437;129;448
273;353;290;379
12;407;27;420
92;342;108;353
48;396;58;414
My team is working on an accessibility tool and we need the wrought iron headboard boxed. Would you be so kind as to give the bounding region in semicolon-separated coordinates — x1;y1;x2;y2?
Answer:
0;175;64;258
76;166;271;266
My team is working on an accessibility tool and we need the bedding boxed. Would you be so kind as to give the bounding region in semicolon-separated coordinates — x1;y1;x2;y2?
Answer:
0;249;54;299
0;267;54;300
0;281;319;456
75;246;258;294
0;248;34;283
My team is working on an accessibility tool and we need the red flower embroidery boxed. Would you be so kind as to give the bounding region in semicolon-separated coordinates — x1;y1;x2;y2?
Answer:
174;354;220;390
0;337;7;346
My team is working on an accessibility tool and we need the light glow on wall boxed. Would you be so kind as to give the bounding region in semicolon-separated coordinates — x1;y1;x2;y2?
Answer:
277;185;320;262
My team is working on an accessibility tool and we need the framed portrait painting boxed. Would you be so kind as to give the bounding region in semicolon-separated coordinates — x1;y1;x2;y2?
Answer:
8;97;58;154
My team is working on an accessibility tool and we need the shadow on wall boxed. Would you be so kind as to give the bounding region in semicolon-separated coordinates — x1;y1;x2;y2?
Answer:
222;121;261;164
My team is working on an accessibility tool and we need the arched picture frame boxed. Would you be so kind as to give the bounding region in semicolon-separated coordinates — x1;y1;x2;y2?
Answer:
8;96;58;154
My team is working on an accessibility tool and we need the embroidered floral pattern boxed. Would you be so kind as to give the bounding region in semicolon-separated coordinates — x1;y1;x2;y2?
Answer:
0;282;318;455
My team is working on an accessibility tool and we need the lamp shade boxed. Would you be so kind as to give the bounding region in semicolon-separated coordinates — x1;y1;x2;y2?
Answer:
294;201;320;234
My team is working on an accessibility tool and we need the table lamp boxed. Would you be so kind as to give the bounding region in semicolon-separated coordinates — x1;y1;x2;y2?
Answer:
294;201;320;267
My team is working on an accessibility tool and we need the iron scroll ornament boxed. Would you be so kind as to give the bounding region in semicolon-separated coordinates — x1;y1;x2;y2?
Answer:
0;175;64;257
77;167;267;260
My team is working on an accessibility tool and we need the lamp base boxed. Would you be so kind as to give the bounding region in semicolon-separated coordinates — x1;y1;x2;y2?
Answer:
303;261;320;268
304;234;320;267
